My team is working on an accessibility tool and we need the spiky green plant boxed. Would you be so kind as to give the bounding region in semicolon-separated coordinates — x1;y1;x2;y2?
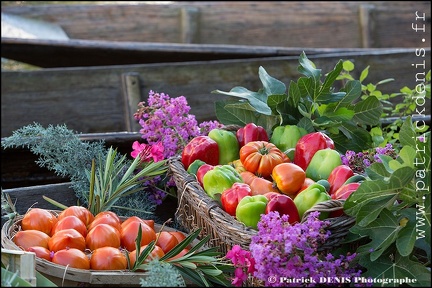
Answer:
85;147;168;215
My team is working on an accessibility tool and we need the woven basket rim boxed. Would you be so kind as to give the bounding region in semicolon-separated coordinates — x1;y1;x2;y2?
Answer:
1;209;194;284
168;156;355;253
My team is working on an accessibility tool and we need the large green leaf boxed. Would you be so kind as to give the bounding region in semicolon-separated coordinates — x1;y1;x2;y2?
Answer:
353;96;383;126
318;59;343;99
297;51;321;99
397;208;418;257
359;250;431;287
344;166;416;225
330;122;372;153
258;66;287;96
351;209;402;261
211;86;272;115
337;80;362;107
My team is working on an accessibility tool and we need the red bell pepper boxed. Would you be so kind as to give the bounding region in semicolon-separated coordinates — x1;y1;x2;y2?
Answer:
327;165;355;196
294;132;335;171
196;163;215;187
236;123;269;147
264;192;300;224
332;182;361;200
181;136;219;170
221;183;252;216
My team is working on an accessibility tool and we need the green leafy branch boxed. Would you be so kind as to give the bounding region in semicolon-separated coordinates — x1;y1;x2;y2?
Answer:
129;226;234;287
212;51;383;153
343;117;431;286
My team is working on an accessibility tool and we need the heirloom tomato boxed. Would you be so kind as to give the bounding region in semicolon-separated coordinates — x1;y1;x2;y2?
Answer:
88;212;122;232
21;208;58;235
249;176;279;196
51;248;90;269
49;228;86;252
57;206;94;227
272;162;306;197
121;221;156;252
52;215;88;237
27;246;52;261
13;230;51;250
129;245;165;268
86;223;121;251
156;231;179;254
90;246;127;270
240;141;288;178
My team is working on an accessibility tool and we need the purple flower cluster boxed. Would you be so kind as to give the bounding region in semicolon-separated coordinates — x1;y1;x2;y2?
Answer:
341;143;398;174
132;91;223;205
134;91;223;159
227;211;365;287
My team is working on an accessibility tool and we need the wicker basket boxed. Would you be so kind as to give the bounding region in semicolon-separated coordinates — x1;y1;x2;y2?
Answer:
1;210;192;287
168;156;356;255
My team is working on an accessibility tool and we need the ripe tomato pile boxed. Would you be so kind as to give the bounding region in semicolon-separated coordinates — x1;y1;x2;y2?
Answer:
13;206;188;270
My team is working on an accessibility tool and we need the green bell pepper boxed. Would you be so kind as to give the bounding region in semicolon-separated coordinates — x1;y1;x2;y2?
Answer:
208;128;240;165
270;125;308;157
235;195;268;230
202;164;243;202
305;148;342;182
293;182;331;219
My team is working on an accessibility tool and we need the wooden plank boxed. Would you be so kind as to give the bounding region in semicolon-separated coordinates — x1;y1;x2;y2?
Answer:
1;2;430;48
2;48;430;139
0;38;375;68
1;249;37;286
2;182;78;215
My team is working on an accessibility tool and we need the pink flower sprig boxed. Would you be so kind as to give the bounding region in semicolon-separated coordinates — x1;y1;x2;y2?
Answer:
131;141;164;163
226;244;256;287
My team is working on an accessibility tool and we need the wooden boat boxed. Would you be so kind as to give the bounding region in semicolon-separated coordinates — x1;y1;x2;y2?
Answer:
1;38;383;68
1;1;430;68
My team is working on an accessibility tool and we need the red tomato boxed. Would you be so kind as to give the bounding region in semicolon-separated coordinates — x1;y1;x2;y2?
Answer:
128;245;165;268
21;208;58;235
57;206;94;227
272;162;306;197
240;171;257;185
13;230;51;250
169;231;191;249
121;216;154;231
156;231;179;254
298;177;316;193
88;212;122;232
249;176;279;196
27;246;52;261
86;223;121;251
121;221;156;252
240;141;287;178
90;246;127;270
51;248;90;269
48;228;86;252
51;215;88;237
